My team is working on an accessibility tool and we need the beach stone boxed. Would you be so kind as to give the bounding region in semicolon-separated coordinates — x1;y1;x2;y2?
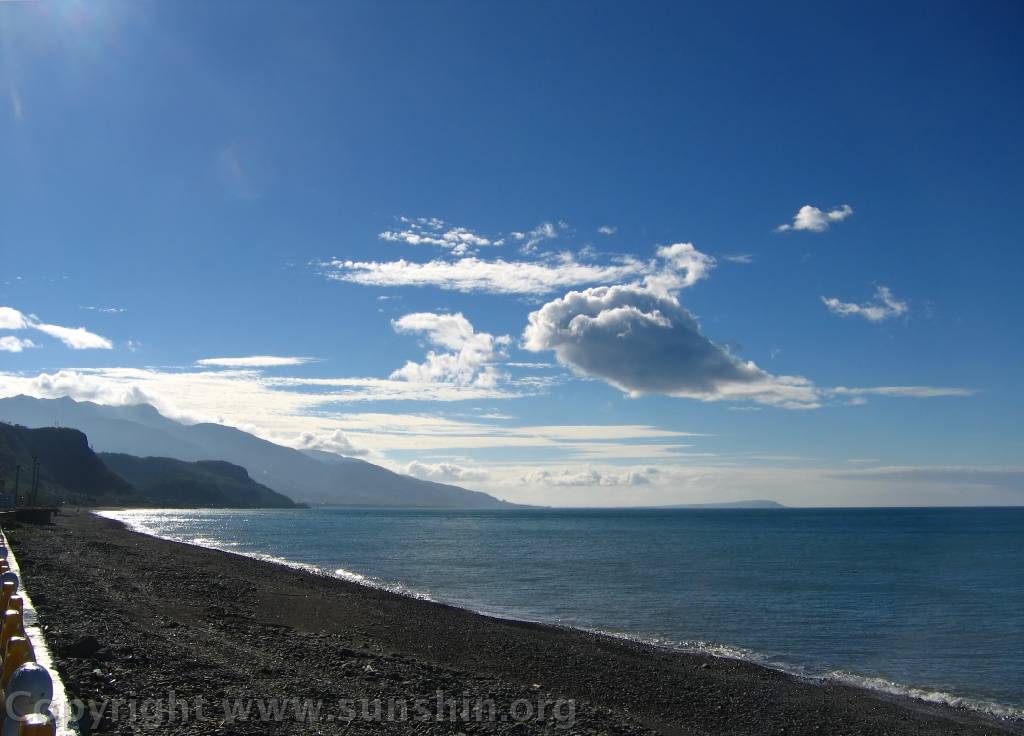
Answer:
60;635;101;658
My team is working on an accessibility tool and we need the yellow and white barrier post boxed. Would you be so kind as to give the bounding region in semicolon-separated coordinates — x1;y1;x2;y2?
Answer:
0;532;72;736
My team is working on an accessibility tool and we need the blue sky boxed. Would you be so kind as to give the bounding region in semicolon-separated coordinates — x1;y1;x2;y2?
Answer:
1;1;1022;505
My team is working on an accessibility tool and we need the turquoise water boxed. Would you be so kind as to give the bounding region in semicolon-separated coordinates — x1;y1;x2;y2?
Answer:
101;507;1024;717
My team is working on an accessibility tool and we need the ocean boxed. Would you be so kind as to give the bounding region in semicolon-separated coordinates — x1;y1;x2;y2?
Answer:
100;506;1024;718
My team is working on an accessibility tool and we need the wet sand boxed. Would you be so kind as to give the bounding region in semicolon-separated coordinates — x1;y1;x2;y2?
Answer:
5;512;1019;735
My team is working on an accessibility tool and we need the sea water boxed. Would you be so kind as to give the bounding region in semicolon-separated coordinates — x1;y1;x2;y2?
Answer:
99;506;1024;718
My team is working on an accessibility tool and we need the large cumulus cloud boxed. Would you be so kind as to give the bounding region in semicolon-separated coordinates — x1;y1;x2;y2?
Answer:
522;284;819;408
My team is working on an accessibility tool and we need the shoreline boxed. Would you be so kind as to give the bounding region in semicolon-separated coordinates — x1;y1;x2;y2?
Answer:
100;508;1023;723
6;511;1021;735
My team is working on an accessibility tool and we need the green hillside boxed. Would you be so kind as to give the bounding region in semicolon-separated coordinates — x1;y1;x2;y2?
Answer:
99;453;297;508
0;421;138;505
0;421;299;508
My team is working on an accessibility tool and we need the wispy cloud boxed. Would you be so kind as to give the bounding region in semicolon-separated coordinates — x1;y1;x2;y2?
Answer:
510;221;565;252
0;369;694;462
31;323;113;350
723;254;754;264
80;306;127;314
828;386;975;399
0;336;37;353
196;356;315;367
322;242;714;296
776;204;853;233
597;225;617;236
1;307;113;349
380;217;499;256
0;368;995;505
822;286;908;322
321;254;650;295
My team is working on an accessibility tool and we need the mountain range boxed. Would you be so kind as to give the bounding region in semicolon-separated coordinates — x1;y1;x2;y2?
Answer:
0;419;298;507
0;395;514;509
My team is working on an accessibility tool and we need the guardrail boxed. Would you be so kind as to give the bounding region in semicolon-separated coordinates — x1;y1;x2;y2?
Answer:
0;531;75;735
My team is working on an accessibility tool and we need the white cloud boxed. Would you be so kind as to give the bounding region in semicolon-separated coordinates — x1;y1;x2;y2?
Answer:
30;322;113;349
405;460;489;482
522;282;820;409
520;467;659;487
0;368;996;506
80;306;126;314
322;255;649;295
511;221;564;252
0;308;30;330
197;356;314;367
380;217;498;256
520;278;963;410
723;254;754;264
294;429;369;456
390;312;510;388
322;242;716;297
776;204;853;233
646;243;716;293
0;336;37;353
264;375;523;402
828;386;975;399
0;306;113;349
597;225;617;236
822;286;908;322
0;367;701;459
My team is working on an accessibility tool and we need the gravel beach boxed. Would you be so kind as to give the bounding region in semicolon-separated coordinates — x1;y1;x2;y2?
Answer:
4;512;1019;736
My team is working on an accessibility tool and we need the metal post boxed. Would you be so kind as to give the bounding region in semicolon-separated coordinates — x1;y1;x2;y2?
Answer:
30;458;39;507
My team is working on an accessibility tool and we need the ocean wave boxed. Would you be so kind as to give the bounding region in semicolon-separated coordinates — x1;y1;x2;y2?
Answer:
823;671;1024;721
94;510;1021;723
96;510;433;601
576;628;1023;722
334;567;433;600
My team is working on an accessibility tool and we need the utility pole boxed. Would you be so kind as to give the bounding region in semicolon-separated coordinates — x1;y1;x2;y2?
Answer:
30;456;39;507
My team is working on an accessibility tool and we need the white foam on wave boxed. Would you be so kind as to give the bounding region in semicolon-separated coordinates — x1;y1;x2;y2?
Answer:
333;567;368;583
334;567;433;600
96;510;434;601
95;511;1021;723
577;627;1023;723
824;671;1024;721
